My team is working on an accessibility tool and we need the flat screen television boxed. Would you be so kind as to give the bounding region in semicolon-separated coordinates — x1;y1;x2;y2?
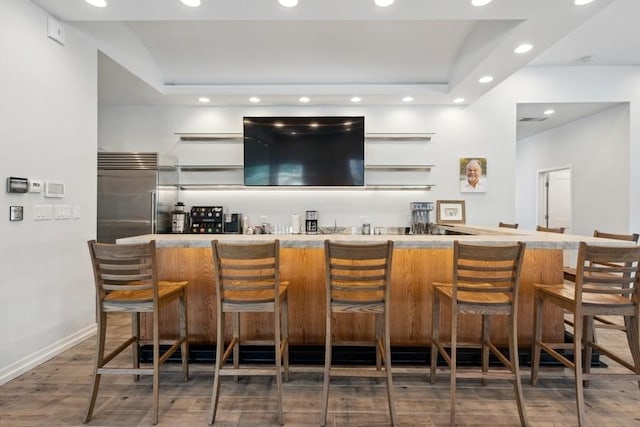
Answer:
243;116;365;187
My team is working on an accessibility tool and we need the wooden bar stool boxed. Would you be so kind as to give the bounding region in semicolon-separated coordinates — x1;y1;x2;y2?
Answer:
431;241;528;426
536;225;565;233
320;240;396;426
531;242;640;426
562;230;639;340
208;239;289;425
85;240;189;425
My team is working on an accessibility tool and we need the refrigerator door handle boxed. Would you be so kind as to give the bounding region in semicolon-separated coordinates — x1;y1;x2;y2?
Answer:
151;190;157;234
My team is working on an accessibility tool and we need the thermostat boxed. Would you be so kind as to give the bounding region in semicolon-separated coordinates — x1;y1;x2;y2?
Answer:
7;177;28;193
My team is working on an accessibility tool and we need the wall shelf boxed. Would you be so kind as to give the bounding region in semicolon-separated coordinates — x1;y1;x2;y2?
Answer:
175;133;242;143
365;133;434;142
365;164;434;172
179;165;243;172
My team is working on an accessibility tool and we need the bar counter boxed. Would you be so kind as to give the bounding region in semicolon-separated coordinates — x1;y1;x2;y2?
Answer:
118;225;630;350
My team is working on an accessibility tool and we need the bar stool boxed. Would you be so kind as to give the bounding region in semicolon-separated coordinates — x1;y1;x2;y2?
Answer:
85;240;189;425
431;241;528;426
531;242;640;426
562;230;639;340
536;225;565;233
208;239;289;425
320;240;396;426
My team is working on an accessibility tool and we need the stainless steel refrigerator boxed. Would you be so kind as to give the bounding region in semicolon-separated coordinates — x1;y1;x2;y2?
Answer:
97;152;178;243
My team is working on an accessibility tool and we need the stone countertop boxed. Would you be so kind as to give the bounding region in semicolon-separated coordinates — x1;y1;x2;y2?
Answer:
116;224;636;250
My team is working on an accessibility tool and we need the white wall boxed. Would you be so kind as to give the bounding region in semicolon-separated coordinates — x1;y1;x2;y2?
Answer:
99;99;517;229
506;66;640;234
0;0;97;384
516;104;630;235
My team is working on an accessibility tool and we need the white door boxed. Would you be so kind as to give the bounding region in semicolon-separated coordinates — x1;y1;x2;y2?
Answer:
539;168;572;233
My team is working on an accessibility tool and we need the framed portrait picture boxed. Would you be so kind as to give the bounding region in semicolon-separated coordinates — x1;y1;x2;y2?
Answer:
460;157;487;193
436;200;466;224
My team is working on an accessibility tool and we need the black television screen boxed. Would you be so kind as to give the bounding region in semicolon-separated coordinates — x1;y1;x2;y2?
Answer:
243;116;365;186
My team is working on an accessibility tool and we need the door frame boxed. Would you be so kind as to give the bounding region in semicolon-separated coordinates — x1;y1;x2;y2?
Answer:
537;165;572;230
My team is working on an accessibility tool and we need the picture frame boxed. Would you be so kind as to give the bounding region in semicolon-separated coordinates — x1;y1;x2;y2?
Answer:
460;157;487;193
436;200;466;224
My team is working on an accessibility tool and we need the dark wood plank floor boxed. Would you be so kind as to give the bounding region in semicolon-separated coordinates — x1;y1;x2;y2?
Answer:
1;313;639;426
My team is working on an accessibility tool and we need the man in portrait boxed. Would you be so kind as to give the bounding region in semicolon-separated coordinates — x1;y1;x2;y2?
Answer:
460;158;486;193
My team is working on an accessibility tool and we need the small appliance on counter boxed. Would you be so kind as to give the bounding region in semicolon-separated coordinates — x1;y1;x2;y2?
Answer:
190;206;223;234
305;210;318;234
171;202;188;234
410;201;434;234
223;213;242;234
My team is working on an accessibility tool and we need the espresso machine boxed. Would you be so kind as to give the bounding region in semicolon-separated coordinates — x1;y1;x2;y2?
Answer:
410;202;434;234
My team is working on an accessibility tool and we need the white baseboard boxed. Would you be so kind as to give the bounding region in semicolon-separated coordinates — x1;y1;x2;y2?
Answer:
0;323;96;385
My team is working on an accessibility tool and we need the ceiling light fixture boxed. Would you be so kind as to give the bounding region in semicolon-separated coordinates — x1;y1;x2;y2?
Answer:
402;96;414;103
350;96;362;103
198;97;210;103
85;0;107;7
544;109;555;115
471;0;492;6
478;75;494;84
249;97;261;103
453;98;465;104
514;43;533;54
180;0;201;7
298;96;310;103
574;0;595;5
279;0;299;7
375;0;395;7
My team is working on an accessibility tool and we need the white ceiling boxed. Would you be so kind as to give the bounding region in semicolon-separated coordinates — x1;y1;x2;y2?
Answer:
29;0;640;136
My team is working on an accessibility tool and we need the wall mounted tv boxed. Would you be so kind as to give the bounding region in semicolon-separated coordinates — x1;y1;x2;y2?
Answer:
243;116;365;187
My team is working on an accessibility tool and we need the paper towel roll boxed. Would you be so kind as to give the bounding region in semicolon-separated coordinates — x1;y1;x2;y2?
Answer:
291;214;300;234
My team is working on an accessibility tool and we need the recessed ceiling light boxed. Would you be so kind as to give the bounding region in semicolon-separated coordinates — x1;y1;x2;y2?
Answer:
375;0;395;7
574;0;595;5
350;96;362;103
310;122;319;128
478;75;494;84
544;109;555;115
514;43;533;54
402;96;414;103
180;0;201;7
274;122;284;128
298;96;310;103
85;0;107;7
198;97;210;103
453;98;465;104
279;0;298;7
249;97;261;103
471;0;492;6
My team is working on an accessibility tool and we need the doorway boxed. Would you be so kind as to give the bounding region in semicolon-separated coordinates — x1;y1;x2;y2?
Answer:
538;167;572;233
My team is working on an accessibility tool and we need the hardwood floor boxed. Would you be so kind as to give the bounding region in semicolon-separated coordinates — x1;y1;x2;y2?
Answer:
1;313;639;426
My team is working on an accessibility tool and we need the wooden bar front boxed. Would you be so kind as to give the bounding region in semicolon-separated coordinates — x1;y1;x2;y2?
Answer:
147;245;565;347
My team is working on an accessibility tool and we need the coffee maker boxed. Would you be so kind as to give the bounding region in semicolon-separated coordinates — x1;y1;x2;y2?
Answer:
171;202;188;233
305;210;318;234
410;202;434;234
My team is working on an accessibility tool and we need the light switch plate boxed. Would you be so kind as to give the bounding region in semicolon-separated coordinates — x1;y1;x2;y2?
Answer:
34;205;53;220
